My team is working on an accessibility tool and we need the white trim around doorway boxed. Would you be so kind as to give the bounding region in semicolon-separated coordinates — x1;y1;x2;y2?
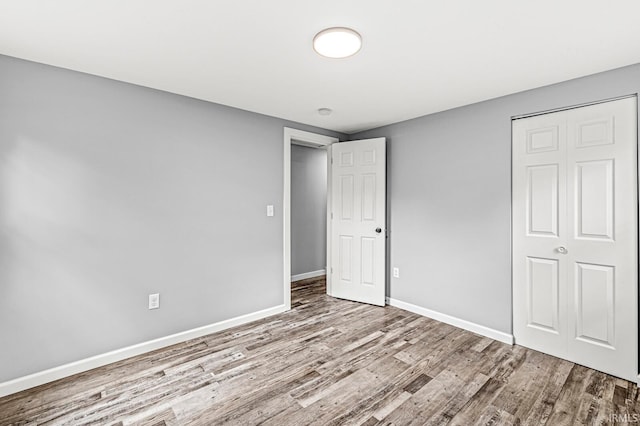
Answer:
283;128;339;310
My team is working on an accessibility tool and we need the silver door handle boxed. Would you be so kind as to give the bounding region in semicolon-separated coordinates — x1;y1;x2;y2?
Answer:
375;227;382;234
557;246;568;254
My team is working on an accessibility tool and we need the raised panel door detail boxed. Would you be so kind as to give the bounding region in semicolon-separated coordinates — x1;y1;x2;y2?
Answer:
575;263;615;348
527;126;559;154
576;118;613;148
576;160;614;240
526;257;559;333
361;174;376;221
339;236;353;282
361;237;375;286
330;137;386;307
340;175;354;220
362;150;376;165
514;97;637;382
527;164;559;237
340;152;354;167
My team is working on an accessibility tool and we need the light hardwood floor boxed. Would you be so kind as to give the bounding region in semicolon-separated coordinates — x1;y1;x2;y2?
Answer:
1;276;639;425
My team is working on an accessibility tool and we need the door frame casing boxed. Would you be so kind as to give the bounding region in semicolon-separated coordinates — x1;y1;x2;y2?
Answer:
283;127;339;309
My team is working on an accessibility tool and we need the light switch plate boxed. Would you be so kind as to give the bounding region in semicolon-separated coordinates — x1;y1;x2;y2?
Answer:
148;293;160;310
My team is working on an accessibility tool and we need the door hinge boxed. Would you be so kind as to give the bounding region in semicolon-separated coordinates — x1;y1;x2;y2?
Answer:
331;212;334;219
331;156;333;164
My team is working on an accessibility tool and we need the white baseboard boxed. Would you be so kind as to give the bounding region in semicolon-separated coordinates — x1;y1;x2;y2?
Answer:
0;304;287;398
291;269;326;282
386;297;514;345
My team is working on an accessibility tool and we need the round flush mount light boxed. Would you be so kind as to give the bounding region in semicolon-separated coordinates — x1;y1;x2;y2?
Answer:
318;108;333;116
313;27;362;59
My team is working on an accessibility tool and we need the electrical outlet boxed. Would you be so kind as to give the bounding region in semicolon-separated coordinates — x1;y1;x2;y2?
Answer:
266;205;274;217
393;267;400;278
148;293;160;310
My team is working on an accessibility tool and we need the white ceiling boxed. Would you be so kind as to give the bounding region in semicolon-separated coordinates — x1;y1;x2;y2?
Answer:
1;1;639;134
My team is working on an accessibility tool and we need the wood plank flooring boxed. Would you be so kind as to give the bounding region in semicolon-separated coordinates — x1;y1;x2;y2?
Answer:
1;276;639;425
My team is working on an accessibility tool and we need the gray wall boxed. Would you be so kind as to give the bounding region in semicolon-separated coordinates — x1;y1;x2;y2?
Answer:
2;52;639;384
291;145;327;277
351;63;640;334
0;55;345;383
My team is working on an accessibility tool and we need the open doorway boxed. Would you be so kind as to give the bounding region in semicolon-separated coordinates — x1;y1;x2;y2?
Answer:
283;128;338;309
283;128;388;309
290;143;328;297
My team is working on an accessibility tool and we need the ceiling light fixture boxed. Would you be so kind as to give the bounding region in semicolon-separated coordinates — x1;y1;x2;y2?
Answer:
318;108;332;116
313;27;362;59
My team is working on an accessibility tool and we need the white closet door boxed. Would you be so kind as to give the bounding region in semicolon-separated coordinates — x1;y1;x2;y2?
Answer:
513;97;637;381
513;111;569;358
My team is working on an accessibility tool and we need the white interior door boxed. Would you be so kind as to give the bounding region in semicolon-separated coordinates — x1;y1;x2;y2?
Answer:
330;138;386;306
513;97;637;381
